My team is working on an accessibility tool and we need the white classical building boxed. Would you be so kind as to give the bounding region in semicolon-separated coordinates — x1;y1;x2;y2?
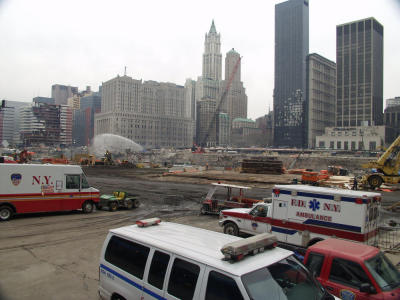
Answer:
315;125;385;151
95;75;194;149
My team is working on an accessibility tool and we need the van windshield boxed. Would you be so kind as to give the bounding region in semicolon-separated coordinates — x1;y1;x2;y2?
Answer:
365;252;400;291
241;255;326;300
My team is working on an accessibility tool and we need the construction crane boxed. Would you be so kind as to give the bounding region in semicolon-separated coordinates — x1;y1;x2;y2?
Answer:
200;56;241;147
361;135;400;188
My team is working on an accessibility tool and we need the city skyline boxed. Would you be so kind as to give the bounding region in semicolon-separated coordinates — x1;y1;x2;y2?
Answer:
0;0;399;120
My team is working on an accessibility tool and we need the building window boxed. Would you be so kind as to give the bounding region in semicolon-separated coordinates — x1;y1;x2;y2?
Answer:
337;141;342;149
330;141;334;149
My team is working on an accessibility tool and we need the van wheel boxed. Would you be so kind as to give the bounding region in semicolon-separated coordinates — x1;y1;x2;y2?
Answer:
109;201;118;212
82;201;94;213
125;199;133;210
132;199;140;208
224;222;239;236
111;294;126;300
0;206;13;221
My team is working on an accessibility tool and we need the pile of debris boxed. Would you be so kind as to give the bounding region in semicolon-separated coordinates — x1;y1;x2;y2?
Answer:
241;157;284;175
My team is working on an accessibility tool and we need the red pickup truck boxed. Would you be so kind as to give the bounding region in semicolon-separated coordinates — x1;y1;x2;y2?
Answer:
304;239;400;300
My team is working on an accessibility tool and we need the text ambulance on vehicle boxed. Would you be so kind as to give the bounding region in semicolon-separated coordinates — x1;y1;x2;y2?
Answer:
219;184;381;248
0;163;100;221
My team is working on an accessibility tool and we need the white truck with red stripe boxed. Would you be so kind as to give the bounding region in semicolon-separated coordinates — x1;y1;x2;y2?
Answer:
219;185;381;249
0;163;100;221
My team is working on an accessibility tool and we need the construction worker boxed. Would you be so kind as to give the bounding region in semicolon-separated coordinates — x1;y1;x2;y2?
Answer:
352;177;358;190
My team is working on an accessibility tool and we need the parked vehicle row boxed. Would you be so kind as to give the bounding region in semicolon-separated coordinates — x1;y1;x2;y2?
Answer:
0;164;140;221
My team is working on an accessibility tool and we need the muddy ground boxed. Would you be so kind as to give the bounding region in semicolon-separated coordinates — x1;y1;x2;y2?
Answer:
0;167;399;300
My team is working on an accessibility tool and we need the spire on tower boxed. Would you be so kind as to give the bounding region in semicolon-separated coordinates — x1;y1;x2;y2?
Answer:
209;20;216;34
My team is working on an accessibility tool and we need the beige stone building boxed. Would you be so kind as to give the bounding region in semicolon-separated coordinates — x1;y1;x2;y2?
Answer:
306;53;336;148
95;75;194;149
315;125;385;151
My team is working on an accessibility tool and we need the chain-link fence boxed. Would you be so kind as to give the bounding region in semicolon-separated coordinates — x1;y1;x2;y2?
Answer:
378;208;400;252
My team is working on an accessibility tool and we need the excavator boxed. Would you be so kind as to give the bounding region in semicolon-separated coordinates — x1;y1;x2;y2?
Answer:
362;135;400;189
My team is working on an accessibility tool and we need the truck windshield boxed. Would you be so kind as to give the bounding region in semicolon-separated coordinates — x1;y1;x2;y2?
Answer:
365;252;400;291
242;255;325;300
81;174;89;189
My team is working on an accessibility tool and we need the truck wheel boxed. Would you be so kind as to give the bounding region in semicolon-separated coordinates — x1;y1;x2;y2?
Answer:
125;199;133;210
82;201;94;213
224;222;239;236
132;199;140;208
200;204;208;215
307;238;323;247
0;206;13;221
109;201;118;212
368;175;383;189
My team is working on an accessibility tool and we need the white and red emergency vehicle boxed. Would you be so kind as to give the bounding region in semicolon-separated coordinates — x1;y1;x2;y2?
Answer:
0;163;100;221
219;184;381;248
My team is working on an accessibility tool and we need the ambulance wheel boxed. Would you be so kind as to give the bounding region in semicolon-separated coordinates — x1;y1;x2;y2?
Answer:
82;201;94;213
307;238;323;247
109;201;118;212
132;199;140;208
224;222;239;236
368;175;383;189
0;206;13;221
124;199;133;210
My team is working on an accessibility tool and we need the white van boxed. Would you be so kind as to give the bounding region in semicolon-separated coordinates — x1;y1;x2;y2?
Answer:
99;218;338;300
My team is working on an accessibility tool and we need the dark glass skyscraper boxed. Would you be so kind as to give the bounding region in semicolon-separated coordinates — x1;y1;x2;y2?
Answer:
336;17;383;127
274;0;309;148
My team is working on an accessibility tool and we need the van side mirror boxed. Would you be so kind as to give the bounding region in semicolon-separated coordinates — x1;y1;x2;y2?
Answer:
359;283;376;294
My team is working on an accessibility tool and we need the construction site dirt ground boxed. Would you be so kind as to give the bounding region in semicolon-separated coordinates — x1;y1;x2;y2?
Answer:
0;167;400;300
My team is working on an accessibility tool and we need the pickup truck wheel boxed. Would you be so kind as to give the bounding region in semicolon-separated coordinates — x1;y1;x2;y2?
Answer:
125;199;133;209
82;201;94;213
224;222;239;236
200;204;208;215
109;201;118;212
368;175;383;189
0;206;13;221
132;199;140;208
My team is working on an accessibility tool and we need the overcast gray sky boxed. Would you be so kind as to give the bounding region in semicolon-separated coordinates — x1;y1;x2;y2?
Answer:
0;0;399;119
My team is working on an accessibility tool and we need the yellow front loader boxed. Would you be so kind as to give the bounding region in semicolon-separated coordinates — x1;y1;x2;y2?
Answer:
362;135;400;188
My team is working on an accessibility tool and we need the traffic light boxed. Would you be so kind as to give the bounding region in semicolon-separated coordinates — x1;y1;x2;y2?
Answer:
1;100;5;109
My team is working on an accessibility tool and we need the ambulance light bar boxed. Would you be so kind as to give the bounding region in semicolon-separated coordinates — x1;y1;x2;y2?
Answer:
221;233;278;262
136;218;161;227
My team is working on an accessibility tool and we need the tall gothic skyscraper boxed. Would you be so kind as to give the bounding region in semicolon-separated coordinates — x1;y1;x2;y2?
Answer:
274;0;309;148
202;20;222;81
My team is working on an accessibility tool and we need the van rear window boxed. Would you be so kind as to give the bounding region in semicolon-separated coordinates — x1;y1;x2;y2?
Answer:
167;258;200;300
105;236;150;279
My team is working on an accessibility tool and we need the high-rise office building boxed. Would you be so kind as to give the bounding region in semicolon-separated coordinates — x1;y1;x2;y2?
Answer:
222;48;247;123
0;100;31;146
95;75;193;149
274;0;309;148
51;84;78;105
306;53;336;149
336;17;383;127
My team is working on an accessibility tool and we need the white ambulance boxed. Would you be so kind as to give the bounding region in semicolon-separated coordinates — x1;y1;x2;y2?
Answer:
219;185;381;248
99;218;339;300
0;163;100;221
